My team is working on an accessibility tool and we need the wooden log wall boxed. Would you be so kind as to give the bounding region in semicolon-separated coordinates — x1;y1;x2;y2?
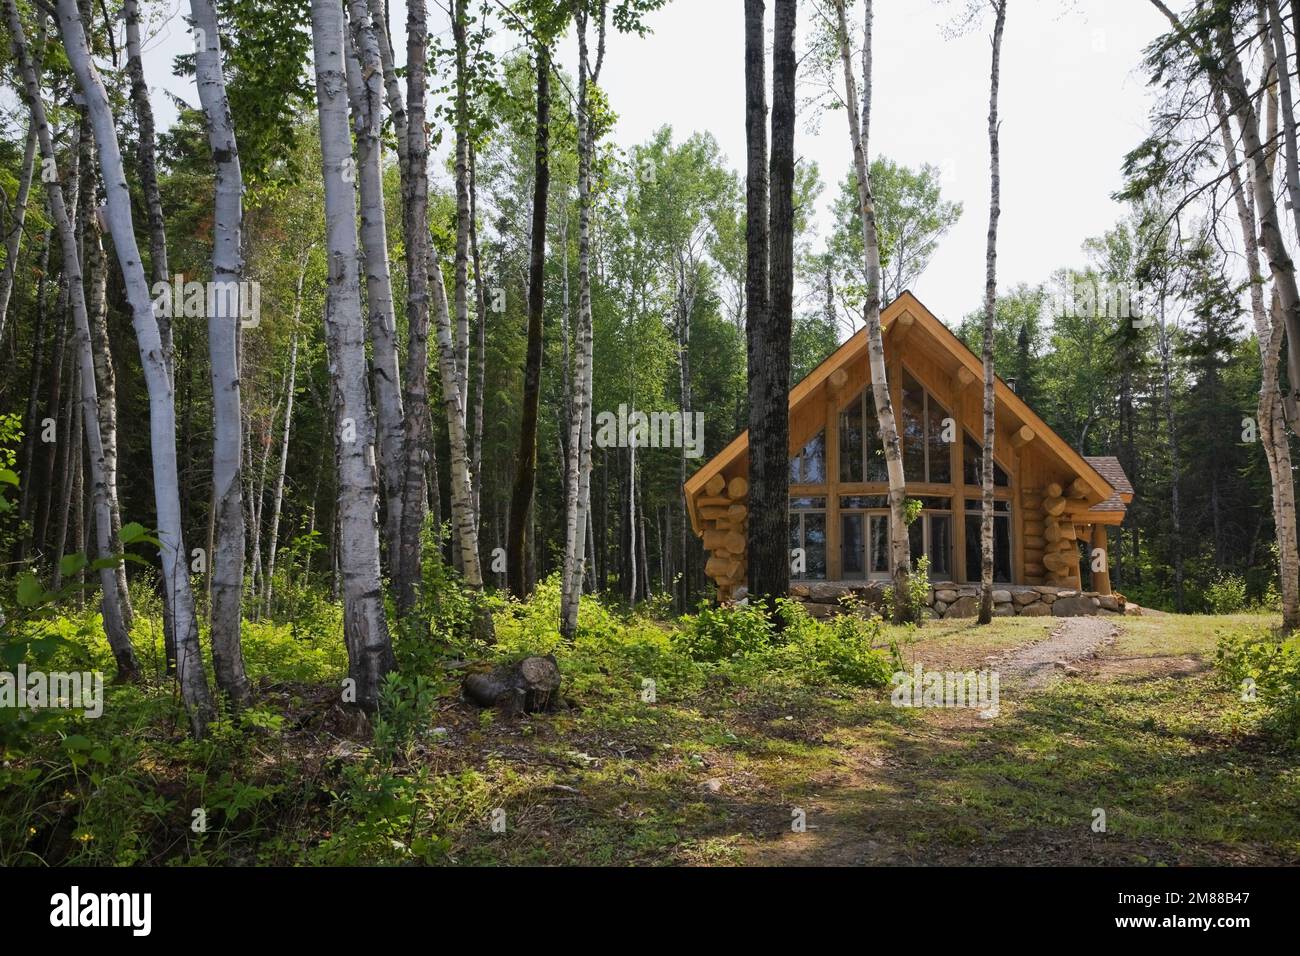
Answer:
701;474;749;601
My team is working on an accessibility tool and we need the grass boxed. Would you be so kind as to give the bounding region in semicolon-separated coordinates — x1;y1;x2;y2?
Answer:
2;592;1295;867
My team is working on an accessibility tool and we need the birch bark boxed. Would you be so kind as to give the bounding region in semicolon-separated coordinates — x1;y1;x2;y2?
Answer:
6;0;139;681
344;0;406;570
833;0;913;622
190;0;251;706
979;1;1007;625
53;0;212;728
309;0;395;706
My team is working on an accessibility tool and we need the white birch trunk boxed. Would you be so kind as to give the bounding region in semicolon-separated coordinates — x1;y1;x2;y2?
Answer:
6;0;139;681
344;0;406;567
309;0;394;705
53;0;213;729
833;0;912;622
979;1;1006;625
190;0;251;706
561;5;604;637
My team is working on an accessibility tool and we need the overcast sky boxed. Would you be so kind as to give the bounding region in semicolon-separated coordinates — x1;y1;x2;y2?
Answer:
137;0;1170;326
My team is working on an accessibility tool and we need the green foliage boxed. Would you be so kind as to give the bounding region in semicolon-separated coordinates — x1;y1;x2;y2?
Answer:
1215;625;1300;742
373;672;449;766
1204;572;1249;615
675;601;776;663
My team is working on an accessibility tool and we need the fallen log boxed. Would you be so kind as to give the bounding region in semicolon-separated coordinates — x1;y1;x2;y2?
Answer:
463;656;563;717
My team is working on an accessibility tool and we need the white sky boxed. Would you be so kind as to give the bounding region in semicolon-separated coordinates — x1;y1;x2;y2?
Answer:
137;0;1170;325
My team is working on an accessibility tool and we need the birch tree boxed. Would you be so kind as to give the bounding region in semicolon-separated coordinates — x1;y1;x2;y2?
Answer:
188;0;251;706
309;0;395;704
123;0;172;373
52;0;214;729
344;0;406;572
398;0;435;618
4;0;140;680
978;0;1007;626
833;0;913;622
561;0;608;638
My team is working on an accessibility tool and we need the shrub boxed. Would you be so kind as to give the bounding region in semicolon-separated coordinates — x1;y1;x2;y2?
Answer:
1204;573;1249;614
675;601;776;663
1215;625;1300;741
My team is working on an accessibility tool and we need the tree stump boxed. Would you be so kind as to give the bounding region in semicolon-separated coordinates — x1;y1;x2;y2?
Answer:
463;655;562;717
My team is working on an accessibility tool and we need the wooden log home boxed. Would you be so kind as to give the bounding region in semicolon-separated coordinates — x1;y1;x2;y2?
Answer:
684;292;1134;610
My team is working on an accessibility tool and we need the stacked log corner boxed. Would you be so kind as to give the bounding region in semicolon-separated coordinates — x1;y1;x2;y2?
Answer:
700;473;749;601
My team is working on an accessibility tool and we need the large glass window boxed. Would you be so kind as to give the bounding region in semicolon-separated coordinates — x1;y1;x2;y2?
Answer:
906;498;952;579
964;499;1012;582
840;501;892;579
790;497;827;580
963;431;1009;487
838;391;887;483
901;369;952;484
789;430;826;485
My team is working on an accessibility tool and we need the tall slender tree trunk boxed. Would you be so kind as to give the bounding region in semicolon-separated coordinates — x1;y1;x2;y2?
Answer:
264;268;305;617
561;3;606;638
345;0;406;573
189;0;250;707
743;0;778;607
1214;88;1300;628
123;0;172;375
507;41;551;598
6;0;139;681
470;144;488;530
78;118;133;629
0;122;36;343
834;0;912;622
396;0;434;619
53;0;212;729
978;1;1007;625
309;0;395;706
16;227;51;560
452;0;472;416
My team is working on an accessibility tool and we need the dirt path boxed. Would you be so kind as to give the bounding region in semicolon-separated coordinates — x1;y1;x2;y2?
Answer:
993;616;1119;689
742;617;1122;866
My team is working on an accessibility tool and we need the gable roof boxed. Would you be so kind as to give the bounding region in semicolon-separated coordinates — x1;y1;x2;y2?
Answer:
684;290;1121;529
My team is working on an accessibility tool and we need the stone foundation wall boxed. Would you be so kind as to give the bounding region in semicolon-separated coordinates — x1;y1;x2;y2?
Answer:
788;581;1131;620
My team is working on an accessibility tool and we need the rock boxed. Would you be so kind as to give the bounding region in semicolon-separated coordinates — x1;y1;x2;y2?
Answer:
1053;659;1068;669
1052;596;1095;617
945;595;979;618
1090;597;1102;608
1019;603;1051;616
463;655;563;717
993;603;1015;617
733;586;748;602
1097;594;1120;612
1062;665;1081;675
1056;590;1079;599
1123;603;1143;616
1012;591;1040;605
700;778;723;793
992;589;1013;604
789;584;810;598
923;590;935;607
807;582;851;603
1033;586;1060;595
934;600;948;614
936;589;959;603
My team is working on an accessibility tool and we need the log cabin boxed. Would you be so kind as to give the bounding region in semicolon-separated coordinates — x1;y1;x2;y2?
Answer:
684;292;1134;613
